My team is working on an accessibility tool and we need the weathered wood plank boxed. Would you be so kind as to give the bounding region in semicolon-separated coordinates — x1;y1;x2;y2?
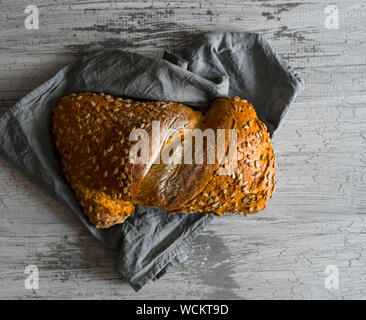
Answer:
1;0;366;299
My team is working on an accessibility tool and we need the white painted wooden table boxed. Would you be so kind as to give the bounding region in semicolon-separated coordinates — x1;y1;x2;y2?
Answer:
1;0;365;299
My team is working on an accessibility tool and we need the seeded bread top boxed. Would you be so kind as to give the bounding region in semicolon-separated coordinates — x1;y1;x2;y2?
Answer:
52;93;276;228
173;97;277;216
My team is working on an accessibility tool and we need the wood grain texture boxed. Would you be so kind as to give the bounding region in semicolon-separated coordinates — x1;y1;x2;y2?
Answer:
1;0;366;299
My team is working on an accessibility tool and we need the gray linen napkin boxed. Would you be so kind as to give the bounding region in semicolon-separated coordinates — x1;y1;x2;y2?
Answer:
0;32;303;291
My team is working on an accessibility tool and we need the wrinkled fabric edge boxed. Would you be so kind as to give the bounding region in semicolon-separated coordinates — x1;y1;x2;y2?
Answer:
153;251;188;281
256;33;305;136
119;214;214;291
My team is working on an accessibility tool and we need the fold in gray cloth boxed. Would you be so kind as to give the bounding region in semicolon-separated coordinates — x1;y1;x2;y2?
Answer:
0;32;303;291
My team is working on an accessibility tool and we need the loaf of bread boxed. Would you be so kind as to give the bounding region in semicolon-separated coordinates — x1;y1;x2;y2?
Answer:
52;93;277;228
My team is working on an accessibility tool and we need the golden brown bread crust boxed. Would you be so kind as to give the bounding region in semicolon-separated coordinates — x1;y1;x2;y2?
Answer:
179;97;277;215
52;93;277;228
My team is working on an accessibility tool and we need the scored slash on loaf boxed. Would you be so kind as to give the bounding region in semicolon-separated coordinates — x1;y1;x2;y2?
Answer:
52;93;277;228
